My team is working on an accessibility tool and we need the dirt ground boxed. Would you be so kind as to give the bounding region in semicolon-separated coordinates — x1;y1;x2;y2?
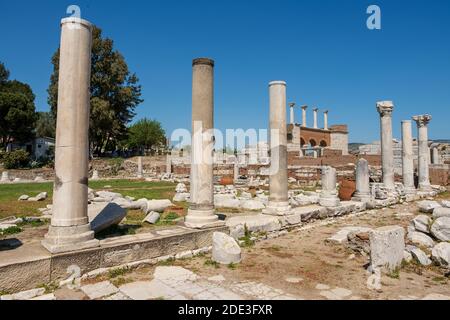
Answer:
74;199;450;300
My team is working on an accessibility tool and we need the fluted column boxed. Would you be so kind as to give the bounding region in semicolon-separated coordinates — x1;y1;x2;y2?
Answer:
376;101;395;190
413;114;432;192
185;58;222;228
42;17;99;253
263;81;290;216
401;120;416;194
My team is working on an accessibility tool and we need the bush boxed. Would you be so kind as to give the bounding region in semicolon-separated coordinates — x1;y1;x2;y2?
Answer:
0;150;30;169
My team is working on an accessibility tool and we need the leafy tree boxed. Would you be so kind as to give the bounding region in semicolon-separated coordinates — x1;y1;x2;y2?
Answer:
0;63;37;150
127;118;166;154
35;112;56;138
48;26;143;155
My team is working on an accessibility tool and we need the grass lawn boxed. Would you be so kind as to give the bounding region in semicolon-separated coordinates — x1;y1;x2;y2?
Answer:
0;180;178;220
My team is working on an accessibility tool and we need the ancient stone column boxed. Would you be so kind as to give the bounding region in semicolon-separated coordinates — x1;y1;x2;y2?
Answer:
352;158;371;202
413;115;432;192
185;58;222;228
323;110;329;130
263;81;291;216
301;105;308;127
91;170;99;180
401;120;416;194
42;17;99;253
432;147;440;165
313;108;319;129
166;153;172;174
289;103;295;125
376;101;395;190
233;162;239;183
137;156;143;178
319;166;340;207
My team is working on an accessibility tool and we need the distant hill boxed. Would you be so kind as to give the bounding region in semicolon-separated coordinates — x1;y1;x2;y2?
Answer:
432;139;450;144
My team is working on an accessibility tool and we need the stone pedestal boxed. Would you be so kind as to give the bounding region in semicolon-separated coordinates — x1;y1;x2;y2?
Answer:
352;158;371;202
137;157;143;179
91;170;99;180
413;115;432;192
185;58;222;229
376;101;395;190
319;166;340;207
263;81;291;216
401;120;416;194
42;17;99;254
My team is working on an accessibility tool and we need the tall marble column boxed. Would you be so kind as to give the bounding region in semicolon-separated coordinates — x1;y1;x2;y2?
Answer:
319;166;340;207
413;115;432;192
263;81;291;216
185;58;222;228
432;147;440;165
42;17;99;253
301;105;308;127
323;110;329;130
352;158;371;202
401;120;416;194
376;101;395;190
289;103;295;125
313;108;319;129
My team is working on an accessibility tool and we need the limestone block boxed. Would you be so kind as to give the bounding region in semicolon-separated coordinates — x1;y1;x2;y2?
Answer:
212;232;242;265
81;281;119;300
226;214;281;233
431;242;450;267
411;215;432;234
441;200;450;208
27;192;47;202
430;217;450;242
417;200;441;213
173;193;190;202
409;246;432;266
290;205;327;222
407;231;435;248
88;202;127;233
175;183;188;193
18;195;29;201
96;191;123;202
240;199;265;211
370;226;405;272
326;226;373;245
433;207;450;219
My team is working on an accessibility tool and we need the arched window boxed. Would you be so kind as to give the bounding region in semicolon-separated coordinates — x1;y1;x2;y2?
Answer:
300;137;306;147
320;140;327;147
309;139;317;147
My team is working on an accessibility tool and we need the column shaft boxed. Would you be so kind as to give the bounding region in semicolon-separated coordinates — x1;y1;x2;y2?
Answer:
376;101;395;190
414;115;432;191
401;121;415;193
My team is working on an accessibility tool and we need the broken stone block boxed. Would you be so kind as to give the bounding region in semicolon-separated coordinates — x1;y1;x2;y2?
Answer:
18;195;29;201
407;231;435;248
411;215;432;234
27;192;48;202
175;183;188;193
212;232;242;265
441;200;450;208
433;207;450;219
431;242;450;267
240;199;265;211
369;226;405;272
417;200;441;213
143;212;160;224
88;202;127;233
347;231;371;255
173;193;190;202
81;281;119;300
409;246;432;266
326;226;372;245
229;224;245;240
430;217;450;242
145;199;173;213
226;214;281;233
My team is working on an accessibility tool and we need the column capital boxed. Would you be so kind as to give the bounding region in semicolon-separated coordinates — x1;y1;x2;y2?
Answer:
269;81;286;87
323;110;329;114
313;107;319;112
412;114;432;127
289;102;296;108
376;101;394;117
192;58;215;67
301;105;308;110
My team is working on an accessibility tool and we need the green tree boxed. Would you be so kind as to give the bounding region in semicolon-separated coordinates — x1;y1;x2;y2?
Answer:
47;26;143;155
0;62;37;150
35;112;56;138
127;118;166;154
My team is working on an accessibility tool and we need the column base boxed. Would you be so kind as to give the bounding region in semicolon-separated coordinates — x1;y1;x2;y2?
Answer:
262;201;291;216
419;183;432;192
41;224;100;254
184;208;224;229
319;197;341;207
404;187;417;195
351;193;372;203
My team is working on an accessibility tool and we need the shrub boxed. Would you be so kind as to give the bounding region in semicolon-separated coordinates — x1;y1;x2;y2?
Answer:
0;150;30;169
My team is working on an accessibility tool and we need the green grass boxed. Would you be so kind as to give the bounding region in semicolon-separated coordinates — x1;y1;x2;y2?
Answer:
204;259;220;269
0;226;22;236
0;180;177;219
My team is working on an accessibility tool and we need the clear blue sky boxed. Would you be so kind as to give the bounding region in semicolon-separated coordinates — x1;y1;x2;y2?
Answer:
1;0;449;143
